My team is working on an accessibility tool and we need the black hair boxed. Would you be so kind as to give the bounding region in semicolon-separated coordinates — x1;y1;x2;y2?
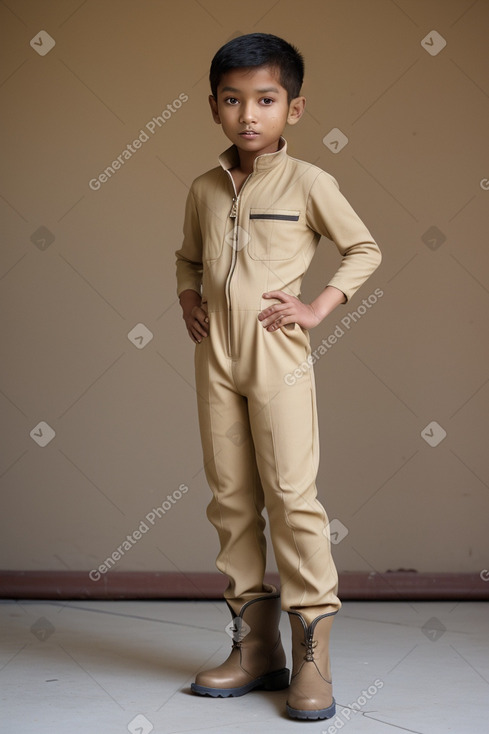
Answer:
209;33;304;103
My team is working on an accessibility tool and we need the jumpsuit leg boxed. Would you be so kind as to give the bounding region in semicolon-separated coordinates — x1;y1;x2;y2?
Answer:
194;320;269;613
235;313;341;623
247;361;341;621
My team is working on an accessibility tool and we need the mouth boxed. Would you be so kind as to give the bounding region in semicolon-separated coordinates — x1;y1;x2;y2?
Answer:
239;130;259;138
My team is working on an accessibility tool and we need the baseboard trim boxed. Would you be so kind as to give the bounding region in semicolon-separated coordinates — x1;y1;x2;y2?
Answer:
1;570;488;600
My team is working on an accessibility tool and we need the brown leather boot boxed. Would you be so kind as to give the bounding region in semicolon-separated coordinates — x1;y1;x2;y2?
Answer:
191;588;289;697
286;610;337;719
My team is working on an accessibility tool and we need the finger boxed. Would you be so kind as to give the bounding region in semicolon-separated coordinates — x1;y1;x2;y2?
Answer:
191;308;208;325
260;307;294;328
263;313;289;331
194;304;209;322
196;311;210;326
258;303;289;321
267;314;287;331
262;290;291;303
195;310;210;328
193;320;208;338
193;319;208;335
188;316;208;339
190;325;206;343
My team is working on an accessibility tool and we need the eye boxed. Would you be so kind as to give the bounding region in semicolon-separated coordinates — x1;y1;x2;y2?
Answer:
224;97;239;105
261;97;274;105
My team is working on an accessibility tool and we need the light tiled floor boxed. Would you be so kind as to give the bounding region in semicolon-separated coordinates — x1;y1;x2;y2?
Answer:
1;599;488;733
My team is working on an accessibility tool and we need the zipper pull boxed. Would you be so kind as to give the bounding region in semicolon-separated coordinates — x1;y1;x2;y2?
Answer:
230;198;237;218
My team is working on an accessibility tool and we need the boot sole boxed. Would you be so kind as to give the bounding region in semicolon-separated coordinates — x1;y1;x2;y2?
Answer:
286;697;336;720
191;667;290;698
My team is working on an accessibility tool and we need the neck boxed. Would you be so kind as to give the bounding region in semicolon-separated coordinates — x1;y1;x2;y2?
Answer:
236;138;282;173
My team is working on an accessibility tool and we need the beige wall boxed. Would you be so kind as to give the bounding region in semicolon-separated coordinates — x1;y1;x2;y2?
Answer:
1;0;488;582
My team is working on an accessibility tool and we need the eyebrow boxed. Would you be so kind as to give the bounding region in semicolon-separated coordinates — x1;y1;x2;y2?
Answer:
220;86;280;94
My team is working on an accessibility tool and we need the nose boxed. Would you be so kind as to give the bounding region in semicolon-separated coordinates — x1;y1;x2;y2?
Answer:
239;101;257;124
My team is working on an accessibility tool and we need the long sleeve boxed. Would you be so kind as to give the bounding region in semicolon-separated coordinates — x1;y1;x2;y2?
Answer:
175;185;203;297
306;171;382;302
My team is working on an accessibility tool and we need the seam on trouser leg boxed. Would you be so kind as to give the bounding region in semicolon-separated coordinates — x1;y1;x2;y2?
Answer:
198;342;230;583
250;435;267;567
308;364;330;535
262;341;308;607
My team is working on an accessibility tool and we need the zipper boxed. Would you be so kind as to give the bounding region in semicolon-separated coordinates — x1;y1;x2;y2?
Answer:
224;171;253;358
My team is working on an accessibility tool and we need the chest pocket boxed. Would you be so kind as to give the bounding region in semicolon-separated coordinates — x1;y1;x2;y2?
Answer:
248;208;302;261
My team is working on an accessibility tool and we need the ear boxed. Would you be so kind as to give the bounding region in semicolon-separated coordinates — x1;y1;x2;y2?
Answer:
287;96;306;126
208;95;221;125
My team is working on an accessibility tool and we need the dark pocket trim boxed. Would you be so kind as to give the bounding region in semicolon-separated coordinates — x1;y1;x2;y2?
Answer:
249;213;299;221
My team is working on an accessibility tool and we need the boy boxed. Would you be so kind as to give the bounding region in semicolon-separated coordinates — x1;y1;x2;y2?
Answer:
175;33;381;721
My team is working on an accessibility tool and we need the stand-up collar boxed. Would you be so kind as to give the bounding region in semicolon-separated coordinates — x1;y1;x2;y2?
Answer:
218;136;288;173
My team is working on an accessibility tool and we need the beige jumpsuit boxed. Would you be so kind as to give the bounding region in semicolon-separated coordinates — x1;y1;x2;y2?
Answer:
176;138;381;618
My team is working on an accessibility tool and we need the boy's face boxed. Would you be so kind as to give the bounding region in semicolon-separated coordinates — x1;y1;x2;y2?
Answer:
209;66;305;159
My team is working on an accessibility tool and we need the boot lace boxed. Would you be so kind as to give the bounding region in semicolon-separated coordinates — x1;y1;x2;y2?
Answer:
301;633;318;662
230;619;244;650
